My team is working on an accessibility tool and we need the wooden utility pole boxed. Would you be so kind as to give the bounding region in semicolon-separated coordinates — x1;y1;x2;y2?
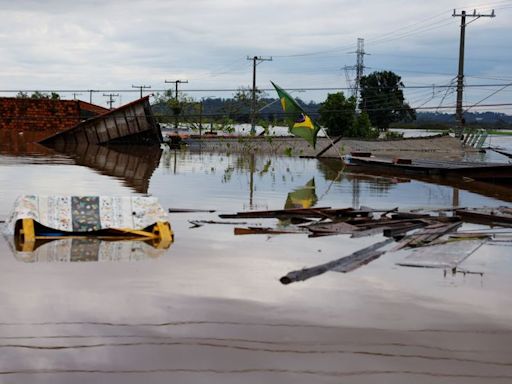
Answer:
132;84;151;98
198;100;203;137
247;56;272;135
88;89;97;104
452;9;495;137
165;80;189;130
103;93;119;109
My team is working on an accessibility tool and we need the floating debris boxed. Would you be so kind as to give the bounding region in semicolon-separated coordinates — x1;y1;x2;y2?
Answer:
455;206;512;226
4;195;173;254
280;239;393;284
170;208;217;213
395;239;486;269
234;227;304;235
190;220;245;228
392;220;462;250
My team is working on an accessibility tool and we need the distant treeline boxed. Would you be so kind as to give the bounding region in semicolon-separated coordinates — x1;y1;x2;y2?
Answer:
151;96;320;126
151;96;512;129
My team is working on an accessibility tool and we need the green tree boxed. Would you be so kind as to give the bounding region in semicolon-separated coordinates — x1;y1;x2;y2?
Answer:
318;92;356;136
359;71;415;130
352;111;379;138
25;91;60;100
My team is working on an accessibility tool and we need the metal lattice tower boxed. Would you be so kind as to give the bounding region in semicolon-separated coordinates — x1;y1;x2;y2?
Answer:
354;38;366;100
343;38;367;105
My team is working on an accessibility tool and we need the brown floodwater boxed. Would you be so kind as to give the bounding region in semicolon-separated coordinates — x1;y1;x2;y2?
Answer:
0;135;512;383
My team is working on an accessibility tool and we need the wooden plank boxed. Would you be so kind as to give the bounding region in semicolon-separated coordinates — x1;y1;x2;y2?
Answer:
234;227;303;235
280;239;392;285
219;207;332;219
314;135;342;158
85;126;99;144
134;104;148;132
169;208;216;213
95;119;109;143
307;221;359;236
392;221;462;250
103;115;119;142
383;222;428;237
189;220;246;227
456;208;512;226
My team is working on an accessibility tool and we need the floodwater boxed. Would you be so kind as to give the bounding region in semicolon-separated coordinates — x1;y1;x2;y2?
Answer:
0;134;512;383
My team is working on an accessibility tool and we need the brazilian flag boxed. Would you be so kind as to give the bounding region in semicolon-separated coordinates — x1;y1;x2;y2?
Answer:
271;81;321;148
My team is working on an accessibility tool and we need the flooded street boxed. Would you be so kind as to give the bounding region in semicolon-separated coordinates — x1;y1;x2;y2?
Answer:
1;136;512;383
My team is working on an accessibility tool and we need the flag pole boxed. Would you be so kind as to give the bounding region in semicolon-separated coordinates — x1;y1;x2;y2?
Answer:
317;127;344;161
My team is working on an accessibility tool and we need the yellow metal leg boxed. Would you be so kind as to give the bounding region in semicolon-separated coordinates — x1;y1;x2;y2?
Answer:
152;221;173;249
19;218;36;252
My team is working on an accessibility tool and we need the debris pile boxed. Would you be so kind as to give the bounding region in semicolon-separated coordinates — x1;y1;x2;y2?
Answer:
179;205;512;284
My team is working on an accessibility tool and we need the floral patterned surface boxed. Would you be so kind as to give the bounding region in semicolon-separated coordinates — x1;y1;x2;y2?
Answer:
4;195;168;234
10;238;165;263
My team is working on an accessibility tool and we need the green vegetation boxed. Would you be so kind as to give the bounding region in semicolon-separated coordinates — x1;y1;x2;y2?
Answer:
16;91;60;100
353;111;379;138
359;71;415;130
485;129;512;136
318;92;379;138
318;92;355;136
383;130;404;139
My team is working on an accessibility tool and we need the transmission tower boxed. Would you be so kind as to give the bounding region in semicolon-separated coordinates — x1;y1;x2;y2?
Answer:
343;38;367;105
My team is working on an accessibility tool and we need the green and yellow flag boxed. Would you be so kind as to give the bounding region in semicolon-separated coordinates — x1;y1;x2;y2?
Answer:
284;178;317;210
271;81;321;148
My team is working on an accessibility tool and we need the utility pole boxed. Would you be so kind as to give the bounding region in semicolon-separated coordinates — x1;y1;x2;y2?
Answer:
72;92;82;100
103;93;119;109
132;84;151;98
198;100;203;137
452;9;495;137
164;79;188;100
88;89;97;104
165;80;189;130
247;56;272;135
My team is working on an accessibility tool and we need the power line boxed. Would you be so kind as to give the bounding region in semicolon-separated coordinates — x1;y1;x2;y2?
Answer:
463;81;512;113
2;83;511;94
131;84;151;98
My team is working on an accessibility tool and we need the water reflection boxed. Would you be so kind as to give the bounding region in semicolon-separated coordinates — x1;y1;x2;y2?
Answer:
317;158;407;208
7;237;167;263
0;129;57;156
318;157;512;204
284;178;318;209
50;143;162;194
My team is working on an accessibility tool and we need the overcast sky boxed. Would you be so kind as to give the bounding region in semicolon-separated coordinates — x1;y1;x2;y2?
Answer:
0;0;510;112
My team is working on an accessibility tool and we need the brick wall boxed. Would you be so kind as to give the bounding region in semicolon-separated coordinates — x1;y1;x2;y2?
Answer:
0;98;108;143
